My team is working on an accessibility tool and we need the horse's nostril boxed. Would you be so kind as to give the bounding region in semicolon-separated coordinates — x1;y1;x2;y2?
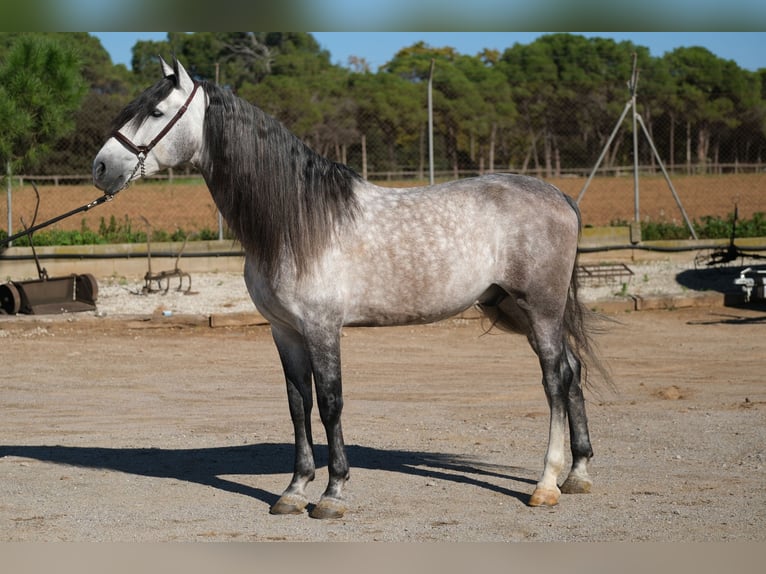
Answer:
94;161;105;181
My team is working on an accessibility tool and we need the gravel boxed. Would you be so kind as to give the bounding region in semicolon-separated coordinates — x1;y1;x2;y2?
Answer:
94;272;256;317
90;255;729;318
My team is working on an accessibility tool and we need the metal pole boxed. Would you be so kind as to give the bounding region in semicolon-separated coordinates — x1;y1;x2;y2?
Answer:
576;100;632;204
630;58;640;224
427;59;435;185
215;61;224;241
636;114;698;239
6;160;12;247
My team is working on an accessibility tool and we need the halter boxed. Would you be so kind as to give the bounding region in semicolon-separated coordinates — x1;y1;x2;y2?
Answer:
111;81;201;186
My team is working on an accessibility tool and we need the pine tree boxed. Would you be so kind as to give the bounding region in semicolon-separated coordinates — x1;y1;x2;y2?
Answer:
0;34;85;241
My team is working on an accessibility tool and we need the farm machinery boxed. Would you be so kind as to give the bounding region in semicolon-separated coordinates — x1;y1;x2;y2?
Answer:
0;271;98;315
734;268;766;303
1;182;100;315
694;205;766;270
691;205;766;304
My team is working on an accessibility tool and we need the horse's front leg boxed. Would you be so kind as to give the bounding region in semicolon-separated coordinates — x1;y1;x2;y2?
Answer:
269;325;316;515
305;326;349;519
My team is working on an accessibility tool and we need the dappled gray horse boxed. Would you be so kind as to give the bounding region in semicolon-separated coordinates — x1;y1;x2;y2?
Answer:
93;58;604;519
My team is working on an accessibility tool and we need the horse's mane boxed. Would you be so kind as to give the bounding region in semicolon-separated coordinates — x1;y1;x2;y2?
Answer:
198;82;362;279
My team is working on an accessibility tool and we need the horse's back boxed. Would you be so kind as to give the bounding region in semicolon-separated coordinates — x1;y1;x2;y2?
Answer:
360;173;580;262
372;173;578;226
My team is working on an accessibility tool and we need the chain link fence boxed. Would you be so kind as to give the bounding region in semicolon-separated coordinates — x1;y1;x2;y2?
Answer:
3;101;765;245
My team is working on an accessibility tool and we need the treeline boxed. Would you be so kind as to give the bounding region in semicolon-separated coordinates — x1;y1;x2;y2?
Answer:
2;32;765;178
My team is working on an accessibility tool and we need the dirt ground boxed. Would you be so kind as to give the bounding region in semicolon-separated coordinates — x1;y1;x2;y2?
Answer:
1;300;764;542
4;172;764;237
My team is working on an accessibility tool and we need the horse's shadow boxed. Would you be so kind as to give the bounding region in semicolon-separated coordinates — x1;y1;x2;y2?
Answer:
0;443;536;508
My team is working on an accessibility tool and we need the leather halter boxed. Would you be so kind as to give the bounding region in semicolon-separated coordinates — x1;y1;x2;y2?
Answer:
112;81;201;160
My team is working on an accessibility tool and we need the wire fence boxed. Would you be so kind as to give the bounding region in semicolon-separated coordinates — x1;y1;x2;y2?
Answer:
3;168;764;247
3;100;765;244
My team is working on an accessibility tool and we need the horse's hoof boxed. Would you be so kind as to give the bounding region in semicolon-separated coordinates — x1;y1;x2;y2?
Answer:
560;475;592;494
269;494;308;515
528;487;560;507
309;498;347;519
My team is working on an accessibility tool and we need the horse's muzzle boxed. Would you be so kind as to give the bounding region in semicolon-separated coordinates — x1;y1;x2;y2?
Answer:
92;158;126;196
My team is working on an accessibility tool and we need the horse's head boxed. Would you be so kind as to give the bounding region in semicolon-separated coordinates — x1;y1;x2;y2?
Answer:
93;57;205;195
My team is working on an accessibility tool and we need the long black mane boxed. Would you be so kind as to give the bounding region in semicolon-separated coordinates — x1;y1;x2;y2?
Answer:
198;82;362;279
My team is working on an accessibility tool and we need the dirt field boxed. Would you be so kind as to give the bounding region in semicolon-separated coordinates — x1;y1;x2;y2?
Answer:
1;301;764;542
3;172;764;237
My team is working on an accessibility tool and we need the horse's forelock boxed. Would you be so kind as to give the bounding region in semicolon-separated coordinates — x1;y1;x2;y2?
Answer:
110;77;176;132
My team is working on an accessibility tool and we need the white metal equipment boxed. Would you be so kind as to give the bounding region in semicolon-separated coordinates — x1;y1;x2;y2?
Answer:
734;267;766;302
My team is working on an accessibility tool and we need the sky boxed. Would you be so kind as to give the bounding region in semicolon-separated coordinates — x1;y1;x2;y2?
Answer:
91;32;766;73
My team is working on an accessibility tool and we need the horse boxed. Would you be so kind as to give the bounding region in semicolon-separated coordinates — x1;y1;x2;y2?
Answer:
93;57;606;520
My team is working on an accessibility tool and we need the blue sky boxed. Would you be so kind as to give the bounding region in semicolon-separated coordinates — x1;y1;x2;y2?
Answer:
91;32;766;72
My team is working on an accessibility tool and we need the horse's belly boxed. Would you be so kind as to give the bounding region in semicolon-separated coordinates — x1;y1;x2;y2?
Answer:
342;272;490;327
338;234;498;326
344;302;474;327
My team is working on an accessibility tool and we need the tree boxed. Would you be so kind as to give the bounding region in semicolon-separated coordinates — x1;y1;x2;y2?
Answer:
0;34;85;239
37;33;136;176
499;37;558;175
241;74;323;140
452;52;516;173
385;42;486;176
499;34;647;176
348;71;423;175
663;46;757;172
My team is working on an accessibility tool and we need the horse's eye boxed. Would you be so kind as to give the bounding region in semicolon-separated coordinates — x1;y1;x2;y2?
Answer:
151;109;163;118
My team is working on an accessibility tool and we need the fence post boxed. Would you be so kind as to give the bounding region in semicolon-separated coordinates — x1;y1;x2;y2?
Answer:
5;160;12;246
428;59;435;186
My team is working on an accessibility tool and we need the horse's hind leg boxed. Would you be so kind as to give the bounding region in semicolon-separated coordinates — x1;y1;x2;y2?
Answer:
528;338;570;507
499;298;573;508
528;335;594;506
269;325;317;515
486;296;567;505
559;344;594;495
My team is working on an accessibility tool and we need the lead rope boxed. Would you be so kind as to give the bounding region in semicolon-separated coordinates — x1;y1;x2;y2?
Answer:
1;190;114;248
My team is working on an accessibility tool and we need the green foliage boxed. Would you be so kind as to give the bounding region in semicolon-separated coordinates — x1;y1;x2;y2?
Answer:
1;213;226;247
638;220;693;241
617;212;766;241
0;32;133;176
97;215;144;243
4;210;763;248
3;31;766;185
735;211;766;237
0;34;86;172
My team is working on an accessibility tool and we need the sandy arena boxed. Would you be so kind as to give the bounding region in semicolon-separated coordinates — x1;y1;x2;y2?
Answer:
0;254;764;541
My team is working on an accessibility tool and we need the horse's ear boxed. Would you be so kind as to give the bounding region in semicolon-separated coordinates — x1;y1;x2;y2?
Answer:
173;58;195;92
159;56;175;79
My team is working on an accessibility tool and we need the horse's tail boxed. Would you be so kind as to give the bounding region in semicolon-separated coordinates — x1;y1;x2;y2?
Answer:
563;255;612;390
562;195;613;391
